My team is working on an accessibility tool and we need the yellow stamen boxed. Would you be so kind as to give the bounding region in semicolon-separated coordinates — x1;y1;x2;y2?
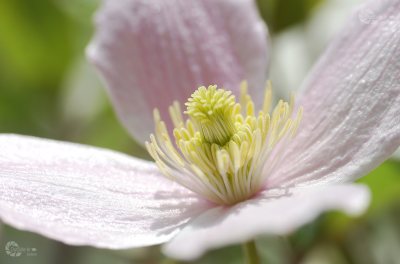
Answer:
146;81;303;205
185;85;238;145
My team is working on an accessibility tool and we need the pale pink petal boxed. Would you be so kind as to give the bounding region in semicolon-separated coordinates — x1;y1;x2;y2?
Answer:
87;0;268;144
268;0;400;187
0;134;211;248
163;184;370;260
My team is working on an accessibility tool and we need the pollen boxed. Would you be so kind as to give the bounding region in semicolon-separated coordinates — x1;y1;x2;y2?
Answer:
146;81;303;205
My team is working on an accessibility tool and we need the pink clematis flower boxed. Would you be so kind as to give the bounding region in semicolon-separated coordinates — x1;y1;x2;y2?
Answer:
1;0;400;261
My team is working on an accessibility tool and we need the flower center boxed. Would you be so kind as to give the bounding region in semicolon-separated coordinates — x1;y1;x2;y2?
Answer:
185;86;237;145
146;82;303;205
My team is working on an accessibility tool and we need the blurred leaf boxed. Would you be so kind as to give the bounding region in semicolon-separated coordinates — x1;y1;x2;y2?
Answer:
56;0;100;25
344;204;400;264
0;0;74;86
0;0;100;139
319;160;400;240
191;245;242;264
69;105;150;159
301;243;349;264
290;219;324;259
0;87;60;137
257;0;324;33
358;160;400;213
257;237;292;264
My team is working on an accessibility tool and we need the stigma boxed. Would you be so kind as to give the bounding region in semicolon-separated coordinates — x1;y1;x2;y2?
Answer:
146;82;303;205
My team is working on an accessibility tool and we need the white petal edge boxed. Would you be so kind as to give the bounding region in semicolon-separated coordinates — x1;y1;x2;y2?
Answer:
392;147;400;161
268;0;400;187
87;0;268;144
163;184;370;260
0;134;211;249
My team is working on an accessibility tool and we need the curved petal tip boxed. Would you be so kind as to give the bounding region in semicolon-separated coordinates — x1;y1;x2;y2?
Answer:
163;184;370;260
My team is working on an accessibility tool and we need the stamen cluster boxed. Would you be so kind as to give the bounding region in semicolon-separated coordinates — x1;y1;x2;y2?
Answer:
146;82;302;205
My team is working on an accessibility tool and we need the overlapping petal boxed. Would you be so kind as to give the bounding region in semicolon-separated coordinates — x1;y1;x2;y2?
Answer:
0;134;211;248
87;0;268;144
269;0;400;187
163;184;370;260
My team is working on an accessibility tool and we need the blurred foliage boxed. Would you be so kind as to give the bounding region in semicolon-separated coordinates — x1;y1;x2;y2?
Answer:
0;0;400;264
359;160;400;213
257;0;323;33
0;1;73;85
0;0;73;137
0;0;145;155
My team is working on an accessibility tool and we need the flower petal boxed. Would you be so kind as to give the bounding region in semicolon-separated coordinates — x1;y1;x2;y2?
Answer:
163;184;370;260
0;134;210;248
269;0;400;187
87;0;268;144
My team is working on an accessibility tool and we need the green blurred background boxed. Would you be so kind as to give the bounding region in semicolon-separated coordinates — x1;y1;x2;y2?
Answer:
0;0;399;263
